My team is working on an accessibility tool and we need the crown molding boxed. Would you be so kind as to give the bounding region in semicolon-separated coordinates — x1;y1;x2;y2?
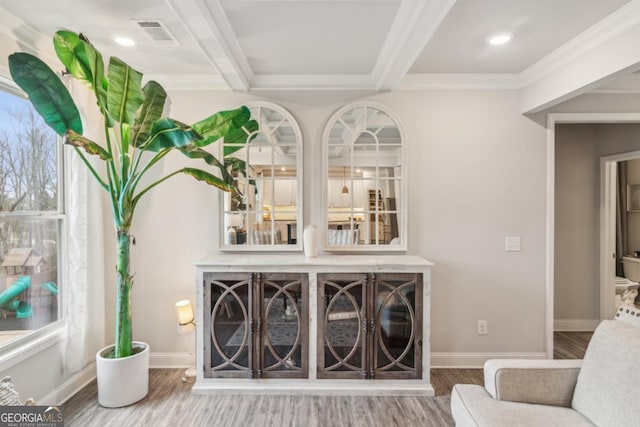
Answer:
140;72;526;92
150;72;527;92
145;73;230;91
398;73;522;90
372;0;456;90
249;74;374;91
520;0;640;87
591;73;640;94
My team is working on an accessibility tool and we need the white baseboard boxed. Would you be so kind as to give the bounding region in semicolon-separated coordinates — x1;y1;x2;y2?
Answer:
40;352;554;397
554;319;599;332
149;352;194;368
36;353;193;405
38;362;96;405
431;352;547;368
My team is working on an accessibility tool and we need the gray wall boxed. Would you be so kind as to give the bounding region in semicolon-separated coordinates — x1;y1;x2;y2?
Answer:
554;123;640;324
101;89;550;362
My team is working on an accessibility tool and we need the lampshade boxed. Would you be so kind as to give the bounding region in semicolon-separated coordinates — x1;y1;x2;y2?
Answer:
341;167;349;194
231;214;244;227
175;299;195;334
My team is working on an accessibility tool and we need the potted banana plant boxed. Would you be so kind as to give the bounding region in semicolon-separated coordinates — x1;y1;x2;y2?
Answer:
8;30;257;407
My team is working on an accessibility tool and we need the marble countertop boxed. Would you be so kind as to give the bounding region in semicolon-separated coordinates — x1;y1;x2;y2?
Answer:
195;254;433;268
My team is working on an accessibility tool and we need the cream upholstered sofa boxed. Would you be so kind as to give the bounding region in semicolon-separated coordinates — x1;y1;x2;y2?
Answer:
451;310;640;427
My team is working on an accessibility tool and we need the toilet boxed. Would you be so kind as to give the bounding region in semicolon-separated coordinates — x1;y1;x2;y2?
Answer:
618;256;640;306
615;277;639;307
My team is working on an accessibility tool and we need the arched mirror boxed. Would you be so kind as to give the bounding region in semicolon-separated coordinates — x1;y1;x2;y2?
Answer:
322;102;406;251
221;102;303;251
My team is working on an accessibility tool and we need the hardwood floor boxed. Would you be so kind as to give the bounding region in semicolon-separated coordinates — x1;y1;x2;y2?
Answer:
553;331;592;359
63;332;591;427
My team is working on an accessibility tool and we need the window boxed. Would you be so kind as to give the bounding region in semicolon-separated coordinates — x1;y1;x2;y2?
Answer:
0;85;63;348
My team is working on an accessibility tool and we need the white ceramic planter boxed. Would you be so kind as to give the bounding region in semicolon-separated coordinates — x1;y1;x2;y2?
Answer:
96;341;150;408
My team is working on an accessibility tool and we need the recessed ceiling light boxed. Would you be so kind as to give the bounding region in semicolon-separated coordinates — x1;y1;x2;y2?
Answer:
487;32;513;46
113;36;135;47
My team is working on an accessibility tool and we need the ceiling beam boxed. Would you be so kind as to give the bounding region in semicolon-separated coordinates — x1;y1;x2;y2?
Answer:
166;0;252;91
519;1;640;113
372;0;457;91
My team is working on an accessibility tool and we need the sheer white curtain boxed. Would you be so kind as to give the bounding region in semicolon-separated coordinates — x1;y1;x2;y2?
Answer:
64;78;105;373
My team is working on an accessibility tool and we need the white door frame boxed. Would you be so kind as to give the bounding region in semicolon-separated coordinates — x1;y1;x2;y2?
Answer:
600;149;640;317
546;113;640;359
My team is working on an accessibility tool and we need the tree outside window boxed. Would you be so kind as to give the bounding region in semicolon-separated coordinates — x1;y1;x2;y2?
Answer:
0;88;61;345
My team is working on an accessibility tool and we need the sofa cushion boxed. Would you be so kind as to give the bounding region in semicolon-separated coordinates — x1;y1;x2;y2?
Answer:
572;320;640;427
483;359;582;407
451;384;594;427
614;304;640;327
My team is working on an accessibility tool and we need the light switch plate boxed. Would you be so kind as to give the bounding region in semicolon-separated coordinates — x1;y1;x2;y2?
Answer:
505;236;521;252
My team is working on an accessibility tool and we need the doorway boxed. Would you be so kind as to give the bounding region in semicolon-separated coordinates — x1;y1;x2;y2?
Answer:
601;152;640;320
547;113;640;359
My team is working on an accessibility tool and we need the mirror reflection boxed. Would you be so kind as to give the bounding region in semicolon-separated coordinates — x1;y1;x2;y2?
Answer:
222;103;302;248
325;104;404;249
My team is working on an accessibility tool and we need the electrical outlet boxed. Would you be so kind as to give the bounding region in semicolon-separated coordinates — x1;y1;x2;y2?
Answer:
477;320;488;335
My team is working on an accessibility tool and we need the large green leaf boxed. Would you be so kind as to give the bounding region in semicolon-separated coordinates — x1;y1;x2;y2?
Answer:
192;106;253;148
178;145;225;169
8;53;82;136
65;130;111;160
143;118;200;152
131;81;166;147
53;30;109;117
223;119;258;157
54;31;92;83
178;145;231;185
180;168;233;192
106;57;144;126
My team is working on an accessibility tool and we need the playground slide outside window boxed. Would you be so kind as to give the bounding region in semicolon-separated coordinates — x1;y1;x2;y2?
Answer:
0;85;63;348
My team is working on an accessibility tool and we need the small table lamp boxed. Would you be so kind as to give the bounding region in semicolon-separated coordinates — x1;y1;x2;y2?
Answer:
175;299;196;382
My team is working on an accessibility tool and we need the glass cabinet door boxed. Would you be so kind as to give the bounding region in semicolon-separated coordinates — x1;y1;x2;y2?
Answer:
317;273;422;380
203;272;308;379
373;273;422;379
204;273;253;378
260;273;308;378
317;273;367;379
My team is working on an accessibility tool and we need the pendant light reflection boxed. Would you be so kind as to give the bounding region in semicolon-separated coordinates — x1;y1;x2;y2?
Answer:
341;167;349;194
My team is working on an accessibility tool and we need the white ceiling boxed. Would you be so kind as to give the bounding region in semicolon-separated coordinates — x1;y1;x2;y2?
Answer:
412;0;630;73
1;0;640;111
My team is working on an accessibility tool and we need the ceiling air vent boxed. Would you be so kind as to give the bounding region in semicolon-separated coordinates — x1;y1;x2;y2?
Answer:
132;20;179;46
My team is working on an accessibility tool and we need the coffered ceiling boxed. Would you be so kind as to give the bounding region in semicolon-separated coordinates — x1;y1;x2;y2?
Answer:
1;0;640;112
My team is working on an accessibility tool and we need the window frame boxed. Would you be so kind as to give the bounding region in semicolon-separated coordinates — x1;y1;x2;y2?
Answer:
0;77;67;364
